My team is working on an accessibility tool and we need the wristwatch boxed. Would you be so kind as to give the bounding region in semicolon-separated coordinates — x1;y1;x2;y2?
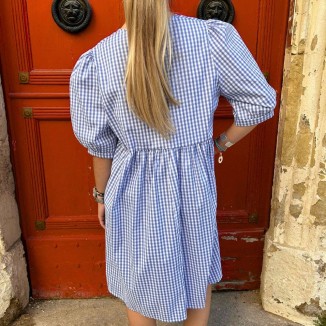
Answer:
219;132;234;148
93;187;105;204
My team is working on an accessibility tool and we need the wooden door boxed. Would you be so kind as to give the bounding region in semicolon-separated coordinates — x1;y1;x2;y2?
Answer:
0;0;289;298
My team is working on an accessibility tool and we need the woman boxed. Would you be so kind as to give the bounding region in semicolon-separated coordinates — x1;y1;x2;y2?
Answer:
69;0;276;325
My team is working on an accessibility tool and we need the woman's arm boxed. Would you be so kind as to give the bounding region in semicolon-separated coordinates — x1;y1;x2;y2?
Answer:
224;122;257;144
215;122;257;155
93;156;113;229
93;157;112;193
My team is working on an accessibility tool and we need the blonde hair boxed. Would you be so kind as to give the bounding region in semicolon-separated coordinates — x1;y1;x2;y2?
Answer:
123;0;179;139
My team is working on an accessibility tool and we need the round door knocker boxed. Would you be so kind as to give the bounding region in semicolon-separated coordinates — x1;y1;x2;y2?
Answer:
197;0;235;23
51;0;92;33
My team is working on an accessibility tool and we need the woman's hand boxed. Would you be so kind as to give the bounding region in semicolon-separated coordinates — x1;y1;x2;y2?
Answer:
93;156;113;230
98;203;105;229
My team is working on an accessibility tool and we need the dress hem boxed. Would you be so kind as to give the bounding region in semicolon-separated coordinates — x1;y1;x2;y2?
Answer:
106;272;223;323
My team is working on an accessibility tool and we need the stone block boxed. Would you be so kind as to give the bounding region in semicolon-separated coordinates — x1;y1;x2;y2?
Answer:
0;241;29;325
0;77;22;253
261;235;326;326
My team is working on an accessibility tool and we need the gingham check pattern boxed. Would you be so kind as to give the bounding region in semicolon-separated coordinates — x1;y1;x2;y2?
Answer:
70;14;276;323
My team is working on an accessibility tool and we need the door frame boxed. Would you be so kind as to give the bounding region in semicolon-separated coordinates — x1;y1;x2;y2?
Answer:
0;0;291;295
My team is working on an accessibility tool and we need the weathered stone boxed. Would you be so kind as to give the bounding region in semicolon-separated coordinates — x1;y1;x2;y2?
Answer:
311;181;326;224
0;76;29;325
261;0;326;324
311;200;326;225
280;54;304;167
314;259;326;275
292;182;306;200
0;193;21;252
0;241;29;325
289;204;303;218
295;297;323;317
261;237;326;325
0;298;21;326
311;35;318;51
295;115;313;168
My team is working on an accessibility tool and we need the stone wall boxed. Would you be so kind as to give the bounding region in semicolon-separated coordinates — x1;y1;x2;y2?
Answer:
0;76;29;325
260;0;326;325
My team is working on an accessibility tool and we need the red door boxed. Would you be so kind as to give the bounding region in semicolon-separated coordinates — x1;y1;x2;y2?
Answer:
0;0;289;297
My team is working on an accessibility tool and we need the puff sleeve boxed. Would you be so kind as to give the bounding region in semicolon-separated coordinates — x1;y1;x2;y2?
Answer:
70;49;118;158
207;20;277;126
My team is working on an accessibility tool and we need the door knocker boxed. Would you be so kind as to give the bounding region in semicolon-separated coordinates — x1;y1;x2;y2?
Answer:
197;0;235;23
52;0;92;33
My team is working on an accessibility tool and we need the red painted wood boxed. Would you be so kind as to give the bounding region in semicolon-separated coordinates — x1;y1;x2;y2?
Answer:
0;0;290;297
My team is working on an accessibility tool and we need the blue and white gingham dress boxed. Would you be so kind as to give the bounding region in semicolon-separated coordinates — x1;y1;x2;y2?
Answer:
70;14;276;323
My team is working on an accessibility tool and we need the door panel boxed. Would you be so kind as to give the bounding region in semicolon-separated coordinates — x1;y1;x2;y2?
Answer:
0;0;289;297
26;1;124;69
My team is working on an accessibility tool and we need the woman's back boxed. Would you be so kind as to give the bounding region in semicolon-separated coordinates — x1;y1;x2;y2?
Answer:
70;13;276;323
70;14;276;154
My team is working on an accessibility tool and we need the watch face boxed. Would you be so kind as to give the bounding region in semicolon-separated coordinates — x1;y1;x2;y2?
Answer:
225;141;233;147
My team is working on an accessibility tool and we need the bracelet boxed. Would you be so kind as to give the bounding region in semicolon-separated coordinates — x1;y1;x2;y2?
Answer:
213;138;225;164
93;187;105;204
219;132;234;148
94;187;104;197
214;138;227;152
214;131;234;164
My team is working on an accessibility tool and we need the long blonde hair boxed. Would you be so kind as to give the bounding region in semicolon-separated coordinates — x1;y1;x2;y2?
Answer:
123;0;179;139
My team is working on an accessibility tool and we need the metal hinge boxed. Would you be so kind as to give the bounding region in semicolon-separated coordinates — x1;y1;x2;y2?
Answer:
18;72;29;84
23;107;33;118
248;213;259;224
35;220;46;230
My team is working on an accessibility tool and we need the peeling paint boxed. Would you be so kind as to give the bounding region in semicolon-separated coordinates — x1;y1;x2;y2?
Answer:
289;204;303;218
273;193;287;225
295;114;313;168
310;181;326;224
280;55;304;167
319;161;326;178
295;297;323;317
310;135;316;168
273;297;283;304
311;201;326;225
268;244;280;253
241;237;260;243
221;257;237;261
311;35;318;51
318;181;326;197
292;182;306;200
298;39;306;54
301;86;306;95
300;114;310;128
314;259;326;275
221;236;237;241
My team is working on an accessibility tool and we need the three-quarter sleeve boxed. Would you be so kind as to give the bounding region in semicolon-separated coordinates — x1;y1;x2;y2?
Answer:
206;20;277;126
70;49;118;158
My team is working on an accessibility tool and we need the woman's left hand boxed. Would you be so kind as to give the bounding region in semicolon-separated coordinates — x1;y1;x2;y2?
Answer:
98;203;105;229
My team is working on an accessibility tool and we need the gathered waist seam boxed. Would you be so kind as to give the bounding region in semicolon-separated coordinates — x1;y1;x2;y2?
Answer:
119;137;213;153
